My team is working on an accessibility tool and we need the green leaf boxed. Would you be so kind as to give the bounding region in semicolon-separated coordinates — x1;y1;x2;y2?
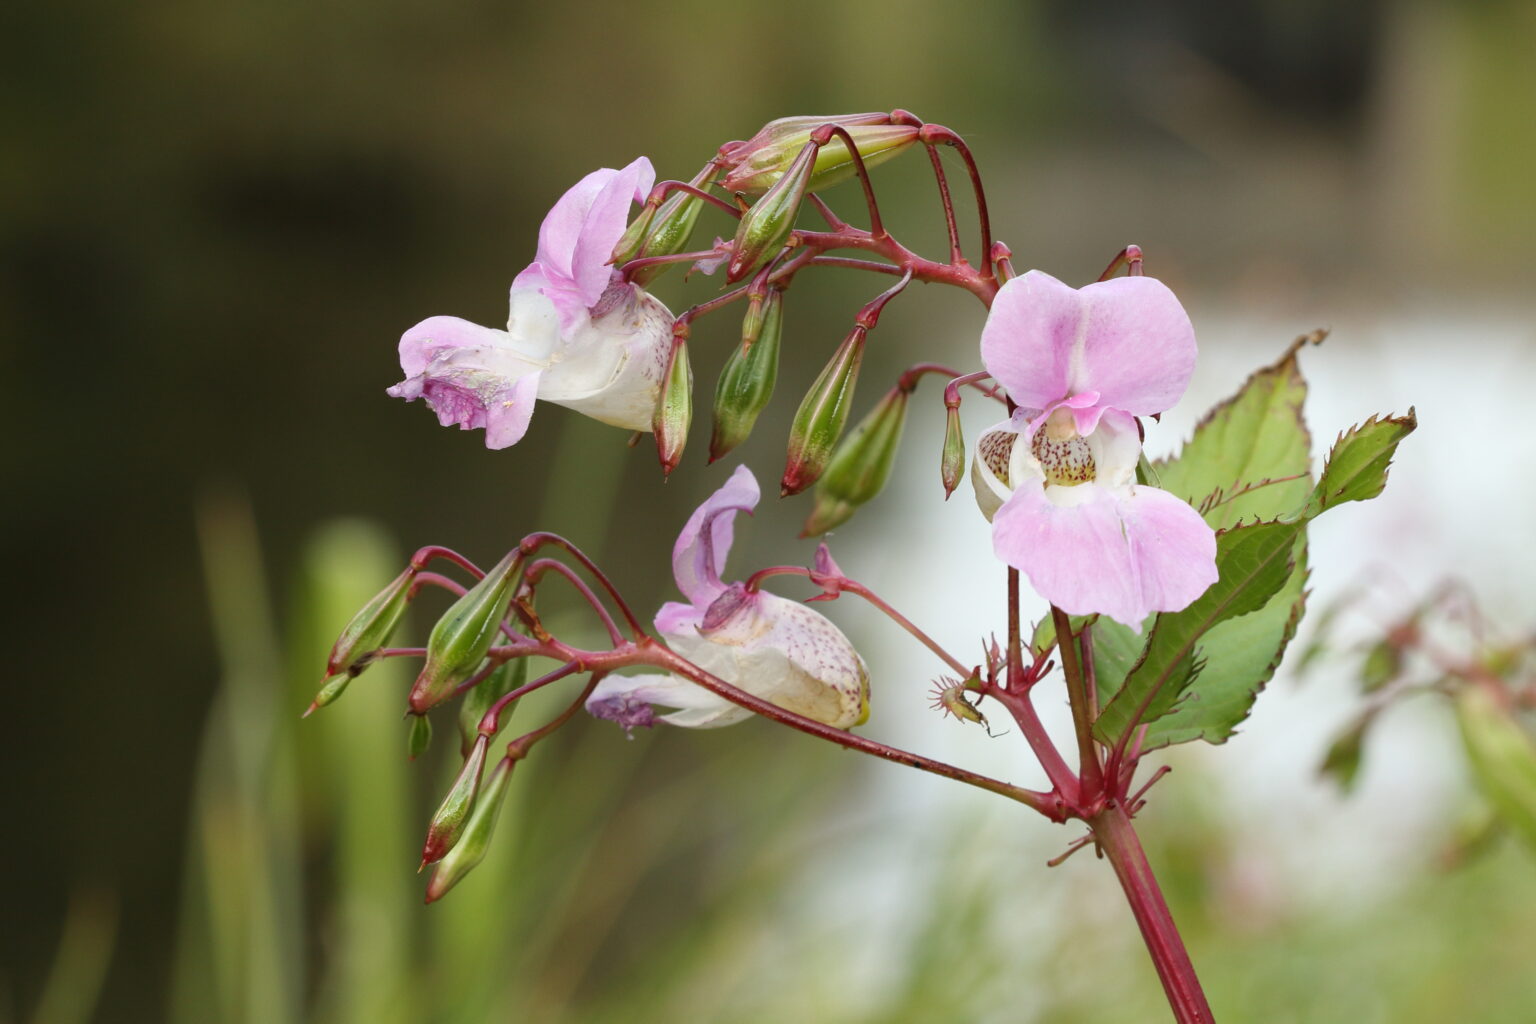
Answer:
1094;520;1302;746
1155;335;1316;531
1305;410;1418;517
1091;340;1418;751
1142;549;1308;748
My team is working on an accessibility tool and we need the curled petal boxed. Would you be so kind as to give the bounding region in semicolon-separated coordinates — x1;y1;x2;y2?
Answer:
530;157;655;315
389;316;547;449
981;270;1196;415
992;480;1217;630
670;465;760;606
587;672;750;730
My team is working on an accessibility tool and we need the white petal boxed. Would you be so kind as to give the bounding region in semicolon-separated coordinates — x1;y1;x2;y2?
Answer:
538;286;673;431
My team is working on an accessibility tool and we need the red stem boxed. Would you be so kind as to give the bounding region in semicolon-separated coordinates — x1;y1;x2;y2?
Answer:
1090;803;1215;1024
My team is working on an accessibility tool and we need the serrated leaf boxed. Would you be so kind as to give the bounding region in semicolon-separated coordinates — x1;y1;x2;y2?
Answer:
1142;548;1308;748
1305;410;1417;517
1156;336;1315;530
1094;520;1302;746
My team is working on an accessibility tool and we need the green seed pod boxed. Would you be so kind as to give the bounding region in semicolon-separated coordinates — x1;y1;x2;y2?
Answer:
653;338;693;476
726;141;816;283
801;385;908;536
322;566;415;681
420;734;488;867
709;288;783;461
409;552;520;714
457;654;527;757
424;755;516;903
941;404;966;498
720;114;919;194
781;326;867;496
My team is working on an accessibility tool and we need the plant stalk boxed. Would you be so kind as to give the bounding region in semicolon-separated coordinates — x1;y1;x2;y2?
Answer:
1090;802;1215;1023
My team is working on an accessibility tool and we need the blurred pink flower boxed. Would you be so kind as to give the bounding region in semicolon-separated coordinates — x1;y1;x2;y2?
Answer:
589;466;870;729
388;158;673;448
973;270;1217;629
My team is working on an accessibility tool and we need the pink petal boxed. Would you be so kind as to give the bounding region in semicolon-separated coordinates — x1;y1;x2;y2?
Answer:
389;316;544;449
570;157;655;308
1074;276;1196;414
992;481;1216;629
670;465;760;606
980;271;1196;416
533;159;654;302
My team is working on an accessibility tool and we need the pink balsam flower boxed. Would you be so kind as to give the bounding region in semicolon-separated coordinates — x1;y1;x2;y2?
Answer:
388;158;673;448
972;270;1218;629
588;466;870;729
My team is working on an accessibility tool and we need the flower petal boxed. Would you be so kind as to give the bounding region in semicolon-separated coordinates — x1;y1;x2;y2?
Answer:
991;480;1216;629
980;270;1196;416
587;672;750;729
1073;276;1196;414
538;285;673;431
530;159;654;299
570;157;655;308
670;465;760;606
389;316;547;448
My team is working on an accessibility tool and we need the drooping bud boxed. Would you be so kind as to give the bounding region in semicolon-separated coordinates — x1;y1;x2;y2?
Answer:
321;567;415;681
407;713;433;760
458;654;527;757
941;404;966;498
608;200;658;268
726;141;816;283
801;385;908;536
653;337;693;476
424;755;515;903
421;734;488;868
409;552;520;714
720;114;920;194
781;326;866;496
634;168;713;286
709;287;783;461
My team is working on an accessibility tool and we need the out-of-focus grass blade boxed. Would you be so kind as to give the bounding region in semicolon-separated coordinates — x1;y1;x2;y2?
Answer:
298;520;418;1024
29;889;117;1024
173;487;303;1024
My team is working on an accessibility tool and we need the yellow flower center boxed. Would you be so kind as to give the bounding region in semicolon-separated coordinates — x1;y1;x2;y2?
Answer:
1031;408;1095;487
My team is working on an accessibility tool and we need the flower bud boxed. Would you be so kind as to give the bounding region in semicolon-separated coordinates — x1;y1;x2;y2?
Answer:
424;755;515;903
407;712;433;760
720;114;918;194
322;567;415;681
802;385;908;536
726;141;815;283
709;288;783;461
635;168;714;287
409;552;520;714
781;326;866;496
304;671;353;718
420;734;488;868
941;404;966;498
653;338;693;476
457;655;526;757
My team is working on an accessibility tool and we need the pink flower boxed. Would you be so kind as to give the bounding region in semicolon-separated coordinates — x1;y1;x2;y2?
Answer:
972;270;1218;629
588;466;870;729
388;158;674;448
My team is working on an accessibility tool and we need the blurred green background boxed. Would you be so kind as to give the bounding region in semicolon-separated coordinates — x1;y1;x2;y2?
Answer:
6;1;1536;1021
